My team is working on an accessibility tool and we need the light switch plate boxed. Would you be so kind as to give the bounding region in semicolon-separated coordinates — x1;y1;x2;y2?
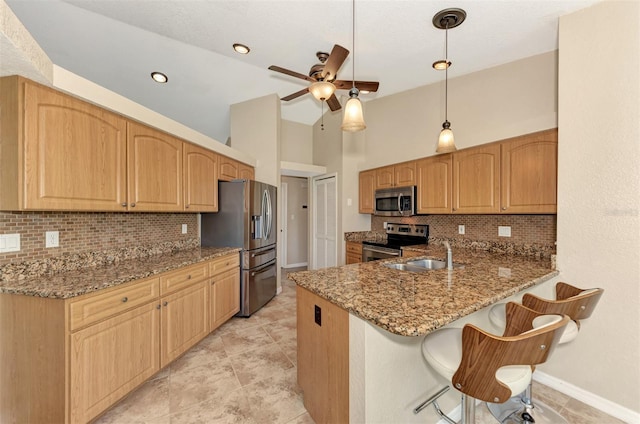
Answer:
458;225;465;235
181;224;188;234
498;226;511;237
0;234;21;253
46;231;59;248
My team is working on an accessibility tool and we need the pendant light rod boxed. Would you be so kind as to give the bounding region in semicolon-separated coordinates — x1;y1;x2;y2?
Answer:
444;19;449;123
351;0;356;89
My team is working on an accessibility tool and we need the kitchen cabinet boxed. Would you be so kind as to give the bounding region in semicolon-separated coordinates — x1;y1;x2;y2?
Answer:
358;170;376;214
0;76;129;211
184;143;218;212
127;121;183;212
219;155;255;181
297;286;349;424
209;253;241;332
500;129;557;213
374;161;416;189
452;143;501;214
345;241;363;264
416;154;453;214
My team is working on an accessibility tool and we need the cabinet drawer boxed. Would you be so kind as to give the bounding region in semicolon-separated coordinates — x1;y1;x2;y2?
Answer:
69;277;160;331
209;253;240;276
160;262;209;295
346;241;362;254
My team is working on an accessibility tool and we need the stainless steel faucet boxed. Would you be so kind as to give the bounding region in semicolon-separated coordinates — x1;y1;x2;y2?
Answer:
444;240;453;270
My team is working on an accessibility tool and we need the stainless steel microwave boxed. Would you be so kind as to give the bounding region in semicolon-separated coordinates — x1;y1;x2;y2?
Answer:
374;186;416;216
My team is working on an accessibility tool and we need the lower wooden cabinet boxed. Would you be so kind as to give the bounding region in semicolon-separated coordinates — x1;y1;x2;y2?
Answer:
345;241;363;264
297;286;349;424
401;249;423;258
0;252;240;424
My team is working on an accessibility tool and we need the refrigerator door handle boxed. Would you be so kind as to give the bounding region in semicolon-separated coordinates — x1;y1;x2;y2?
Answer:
264;189;273;240
261;189;269;241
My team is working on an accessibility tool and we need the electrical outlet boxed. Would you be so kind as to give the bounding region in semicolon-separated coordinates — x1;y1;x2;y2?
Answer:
383;221;388;229
45;231;59;248
498;226;512;237
181;224;188;234
458;225;465;235
498;267;512;278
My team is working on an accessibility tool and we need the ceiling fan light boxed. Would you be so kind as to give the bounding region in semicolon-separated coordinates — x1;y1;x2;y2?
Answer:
341;96;366;132
436;121;456;153
309;81;336;101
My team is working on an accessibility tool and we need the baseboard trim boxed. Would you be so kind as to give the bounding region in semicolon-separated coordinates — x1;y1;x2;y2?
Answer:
534;371;639;423
282;262;307;269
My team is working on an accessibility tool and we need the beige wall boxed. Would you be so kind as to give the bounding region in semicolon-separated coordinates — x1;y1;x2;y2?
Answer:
281;119;313;164
281;176;308;267
363;51;558;169
542;0;639;414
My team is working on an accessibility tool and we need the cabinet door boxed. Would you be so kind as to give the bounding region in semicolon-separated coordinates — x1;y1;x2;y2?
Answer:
375;165;395;189
219;156;239;181
238;164;255;180
452;144;501;213
358;170;376;214
127;122;183;211
345;241;362;264
184;143;218;212
210;268;240;332
501;130;557;213
394;161;416;187
297;286;349;424
160;281;209;367
23;81;128;211
416;155;452;214
69;302;160;424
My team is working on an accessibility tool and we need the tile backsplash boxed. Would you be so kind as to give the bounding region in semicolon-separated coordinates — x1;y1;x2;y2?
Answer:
0;211;198;266
371;214;556;247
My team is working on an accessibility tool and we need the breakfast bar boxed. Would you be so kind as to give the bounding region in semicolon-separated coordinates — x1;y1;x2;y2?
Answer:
289;245;557;423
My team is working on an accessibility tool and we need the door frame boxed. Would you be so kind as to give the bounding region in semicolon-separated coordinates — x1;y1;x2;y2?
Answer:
310;172;339;270
280;181;288;268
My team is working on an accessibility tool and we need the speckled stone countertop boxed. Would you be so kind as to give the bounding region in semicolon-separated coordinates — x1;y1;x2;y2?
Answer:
289;245;557;337
0;247;241;299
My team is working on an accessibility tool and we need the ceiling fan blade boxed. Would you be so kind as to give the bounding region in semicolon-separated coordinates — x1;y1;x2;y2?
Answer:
326;94;342;111
321;44;349;81
268;65;315;83
281;88;309;101
333;80;380;92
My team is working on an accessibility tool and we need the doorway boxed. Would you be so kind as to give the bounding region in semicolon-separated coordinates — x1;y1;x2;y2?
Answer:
280;176;309;268
311;173;338;269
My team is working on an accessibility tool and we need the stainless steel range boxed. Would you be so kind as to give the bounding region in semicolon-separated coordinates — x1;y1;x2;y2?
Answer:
361;223;428;262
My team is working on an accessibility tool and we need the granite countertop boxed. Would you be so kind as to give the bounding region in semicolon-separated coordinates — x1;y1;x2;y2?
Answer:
0;247;241;299
289;245;557;337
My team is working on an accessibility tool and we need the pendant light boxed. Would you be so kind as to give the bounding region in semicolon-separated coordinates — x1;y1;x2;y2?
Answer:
341;0;366;132
433;8;466;153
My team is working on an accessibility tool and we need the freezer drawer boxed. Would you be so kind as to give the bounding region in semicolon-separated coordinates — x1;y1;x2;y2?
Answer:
239;259;276;317
243;244;277;269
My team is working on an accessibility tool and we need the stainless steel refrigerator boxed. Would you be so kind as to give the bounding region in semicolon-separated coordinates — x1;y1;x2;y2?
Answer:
201;180;277;317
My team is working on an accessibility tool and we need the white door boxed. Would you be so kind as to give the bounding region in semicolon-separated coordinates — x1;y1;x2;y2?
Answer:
280;182;288;267
312;174;337;269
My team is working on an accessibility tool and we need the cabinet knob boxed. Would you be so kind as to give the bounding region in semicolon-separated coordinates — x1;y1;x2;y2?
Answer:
187;274;192;280
502;206;507;210
163;301;168;307
121;202;127;207
131;203;136;207
452;208;457;211
121;297;128;303
185;204;190;209
156;304;161;310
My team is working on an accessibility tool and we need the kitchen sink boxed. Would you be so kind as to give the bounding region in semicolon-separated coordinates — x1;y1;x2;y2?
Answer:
383;259;465;273
383;263;431;273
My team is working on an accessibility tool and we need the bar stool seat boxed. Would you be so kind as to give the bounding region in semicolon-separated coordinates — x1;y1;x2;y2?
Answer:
420;302;569;424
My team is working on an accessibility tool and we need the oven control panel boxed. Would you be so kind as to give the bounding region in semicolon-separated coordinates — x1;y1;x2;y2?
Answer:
385;223;428;236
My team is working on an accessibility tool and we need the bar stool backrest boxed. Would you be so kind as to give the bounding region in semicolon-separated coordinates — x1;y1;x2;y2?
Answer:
522;282;604;322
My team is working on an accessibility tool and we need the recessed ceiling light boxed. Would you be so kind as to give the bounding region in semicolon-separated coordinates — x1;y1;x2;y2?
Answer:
233;43;250;54
151;72;168;83
432;60;451;71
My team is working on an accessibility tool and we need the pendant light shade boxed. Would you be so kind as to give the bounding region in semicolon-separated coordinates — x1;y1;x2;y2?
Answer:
341;89;366;131
436;121;455;153
309;80;336;101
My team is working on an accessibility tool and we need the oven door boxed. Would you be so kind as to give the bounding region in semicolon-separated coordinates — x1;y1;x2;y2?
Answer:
362;245;402;262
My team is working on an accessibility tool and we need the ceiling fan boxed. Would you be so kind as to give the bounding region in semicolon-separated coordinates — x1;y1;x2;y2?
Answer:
268;44;379;111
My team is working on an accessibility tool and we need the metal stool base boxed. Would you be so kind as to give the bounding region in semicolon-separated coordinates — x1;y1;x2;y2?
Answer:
487;396;569;424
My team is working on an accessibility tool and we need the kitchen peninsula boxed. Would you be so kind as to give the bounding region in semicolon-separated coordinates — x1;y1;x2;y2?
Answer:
290;245;557;423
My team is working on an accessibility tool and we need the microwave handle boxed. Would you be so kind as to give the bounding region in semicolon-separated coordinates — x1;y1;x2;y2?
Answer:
398;194;404;216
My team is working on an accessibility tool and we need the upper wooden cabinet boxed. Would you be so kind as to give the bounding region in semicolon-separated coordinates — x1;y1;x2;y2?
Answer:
0;76;129;211
219;155;255;181
452;143;501;214
500;129;557;213
416;154;452;214
184;143;218;212
127;121;183;212
358;170;376;214
374;161;416;189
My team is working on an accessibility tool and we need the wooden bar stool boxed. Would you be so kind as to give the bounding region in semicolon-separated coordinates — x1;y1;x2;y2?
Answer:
487;282;604;423
418;302;570;424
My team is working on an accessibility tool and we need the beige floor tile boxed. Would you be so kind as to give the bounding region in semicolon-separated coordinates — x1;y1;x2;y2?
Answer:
244;368;306;424
170;335;227;374
531;380;571;411
170;387;257;424
220;324;275;356
94;375;170;423
285;412;316;424
230;342;295;386
560;398;627;424
214;313;264;336
169;358;241;412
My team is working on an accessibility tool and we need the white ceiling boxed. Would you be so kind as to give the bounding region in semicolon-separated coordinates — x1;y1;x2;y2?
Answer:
4;0;599;143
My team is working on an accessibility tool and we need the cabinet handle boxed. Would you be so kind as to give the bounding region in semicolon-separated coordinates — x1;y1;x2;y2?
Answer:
163;301;168;307
185;204;190;209
121;202;127;207
452;208;457;211
131;203;136;207
156;304;161;310
121;297;128;303
187;274;192;280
